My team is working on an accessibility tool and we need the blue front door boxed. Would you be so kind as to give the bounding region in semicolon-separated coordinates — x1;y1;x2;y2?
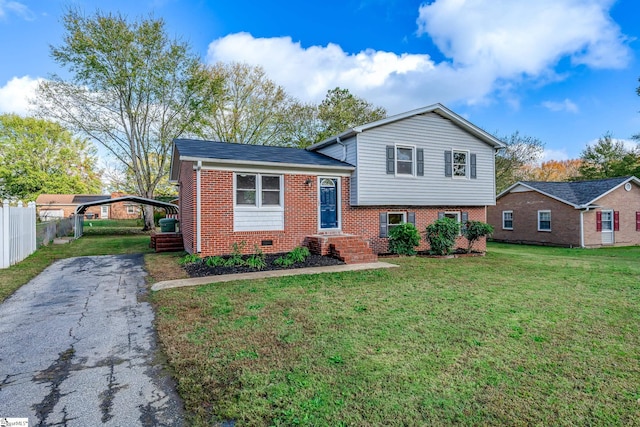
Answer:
320;178;338;229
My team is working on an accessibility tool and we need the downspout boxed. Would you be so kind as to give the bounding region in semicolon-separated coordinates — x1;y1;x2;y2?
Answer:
336;136;346;162
580;206;592;248
196;161;202;253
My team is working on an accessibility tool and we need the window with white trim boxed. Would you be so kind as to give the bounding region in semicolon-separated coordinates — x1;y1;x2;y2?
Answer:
387;212;406;233
502;211;513;230
444;211;462;235
235;173;282;207
601;210;613;231
538;210;551;231
126;205;136;214
396;146;414;175
452;150;468;177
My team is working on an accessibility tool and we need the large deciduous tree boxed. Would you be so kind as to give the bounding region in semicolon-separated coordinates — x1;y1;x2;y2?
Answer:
519;159;582;182
578;133;639;179
201;62;294;146
36;9;220;229
316;87;387;142
494;131;545;193
0;114;101;201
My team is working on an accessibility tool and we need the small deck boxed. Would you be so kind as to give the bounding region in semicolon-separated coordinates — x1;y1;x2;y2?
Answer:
150;232;184;253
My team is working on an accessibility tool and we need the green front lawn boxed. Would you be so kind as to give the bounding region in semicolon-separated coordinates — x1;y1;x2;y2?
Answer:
151;243;640;426
0;235;153;302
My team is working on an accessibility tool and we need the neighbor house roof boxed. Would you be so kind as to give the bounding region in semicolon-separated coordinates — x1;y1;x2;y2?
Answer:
498;176;640;208
307;103;506;151
170;139;355;180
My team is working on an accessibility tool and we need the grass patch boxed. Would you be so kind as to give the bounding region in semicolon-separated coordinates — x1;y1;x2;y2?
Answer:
0;235;153;303
151;242;640;426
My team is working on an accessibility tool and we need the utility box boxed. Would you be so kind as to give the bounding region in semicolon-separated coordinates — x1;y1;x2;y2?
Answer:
159;218;177;232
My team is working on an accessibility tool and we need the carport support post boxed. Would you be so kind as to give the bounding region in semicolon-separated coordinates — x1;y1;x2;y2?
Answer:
2;200;9;269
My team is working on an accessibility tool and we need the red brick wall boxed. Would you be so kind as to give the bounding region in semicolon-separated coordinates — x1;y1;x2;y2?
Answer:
582;183;640;247
488;191;582;247
182;170;488;256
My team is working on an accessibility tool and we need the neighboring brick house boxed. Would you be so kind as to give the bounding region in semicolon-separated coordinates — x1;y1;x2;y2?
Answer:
36;193;141;221
169;104;504;263
488;176;640;248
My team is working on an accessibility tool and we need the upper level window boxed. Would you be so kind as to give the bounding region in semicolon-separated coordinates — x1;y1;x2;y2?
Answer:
236;173;281;207
538;210;551;231
453;150;467;177
396;147;414;175
502;211;513;230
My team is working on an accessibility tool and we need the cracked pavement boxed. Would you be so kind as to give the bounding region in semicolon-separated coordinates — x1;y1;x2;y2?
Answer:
0;254;184;426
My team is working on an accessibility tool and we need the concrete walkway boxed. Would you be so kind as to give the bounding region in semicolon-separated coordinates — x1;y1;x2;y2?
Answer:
151;261;399;291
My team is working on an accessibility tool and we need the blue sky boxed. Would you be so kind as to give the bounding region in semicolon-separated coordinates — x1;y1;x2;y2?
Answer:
0;0;639;161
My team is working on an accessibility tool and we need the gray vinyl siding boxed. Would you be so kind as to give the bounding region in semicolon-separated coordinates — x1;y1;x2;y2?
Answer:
353;113;496;206
317;137;358;204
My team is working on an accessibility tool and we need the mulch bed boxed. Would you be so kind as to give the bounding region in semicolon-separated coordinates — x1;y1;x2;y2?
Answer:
184;253;345;278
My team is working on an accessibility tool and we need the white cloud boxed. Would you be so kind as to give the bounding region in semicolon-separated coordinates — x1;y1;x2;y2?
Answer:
541;149;570;162
206;0;630;113
542;99;579;113
0;0;35;21
0;76;42;115
586;137;638;151
416;0;630;73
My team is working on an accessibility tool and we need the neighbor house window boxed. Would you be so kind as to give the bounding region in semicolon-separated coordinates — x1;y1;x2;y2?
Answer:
387;212;406;233
396;146;414;175
452;150;468;177
538;210;551;231
235;173;282;207
601;211;613;231
126;205;136;214
502;211;513;230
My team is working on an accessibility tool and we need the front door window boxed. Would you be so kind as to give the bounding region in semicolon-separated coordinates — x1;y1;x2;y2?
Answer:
320;178;338;229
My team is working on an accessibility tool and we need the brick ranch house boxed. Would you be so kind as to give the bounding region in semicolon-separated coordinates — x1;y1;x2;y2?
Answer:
36;192;141;221
488;176;640;248
169;104;505;263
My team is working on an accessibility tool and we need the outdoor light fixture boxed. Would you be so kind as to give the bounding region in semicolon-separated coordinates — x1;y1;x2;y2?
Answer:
304;178;313;187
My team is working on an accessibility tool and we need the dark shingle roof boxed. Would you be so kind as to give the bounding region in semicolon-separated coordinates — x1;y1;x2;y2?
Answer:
174;139;354;168
72;195;110;204
519;176;632;206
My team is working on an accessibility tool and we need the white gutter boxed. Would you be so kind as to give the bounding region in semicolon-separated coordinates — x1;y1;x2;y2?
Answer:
195;161;202;253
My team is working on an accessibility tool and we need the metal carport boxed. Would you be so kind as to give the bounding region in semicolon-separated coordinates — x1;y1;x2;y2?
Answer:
73;196;179;238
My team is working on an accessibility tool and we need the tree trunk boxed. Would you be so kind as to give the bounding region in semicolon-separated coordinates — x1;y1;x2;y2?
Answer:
142;204;155;231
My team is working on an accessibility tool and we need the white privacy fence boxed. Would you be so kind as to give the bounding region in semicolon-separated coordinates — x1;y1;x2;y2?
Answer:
1;200;37;269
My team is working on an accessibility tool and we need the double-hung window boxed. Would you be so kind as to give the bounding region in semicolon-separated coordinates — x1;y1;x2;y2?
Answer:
396;146;414;175
538;210;551;231
452;150;468;177
235;173;281;207
387;212;406;234
502;211;513;230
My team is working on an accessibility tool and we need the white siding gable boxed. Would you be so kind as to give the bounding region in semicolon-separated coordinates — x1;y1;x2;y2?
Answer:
353;112;497;206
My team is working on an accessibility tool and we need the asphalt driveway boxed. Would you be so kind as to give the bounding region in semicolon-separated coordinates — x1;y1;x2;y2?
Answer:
0;254;183;426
